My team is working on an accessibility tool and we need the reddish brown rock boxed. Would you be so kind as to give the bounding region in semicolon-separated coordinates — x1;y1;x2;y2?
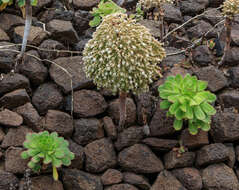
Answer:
50;56;93;93
0;13;24;31
74;90;107;117
62;169;103;190
108;97;137;127
0;109;23;127
123;172;151;190
72;0;100;10
38;39;68;60
194;66;227;92
0;28;9;41
0;89;30;109
0;170;19;190
18;50;48;86
196;143;230;166
47;19;79;43
149;102;175;137
105;184;139;190
219;90;239;110
20;175;64;190
32;83;63;114
180;129;209;149
135;92;154;125
164;150;195;169
1;126;33;148
44;110;73;137
69;140;85;170
5;147;28;174
84;138;117;173
103;116;117;140
225;143;236;168
14;26;47;46
142;138;178;152
14;102;41;130
0;128;5;142
73;118;104;145
0;42;19;73
211;111;239;142
0;73;30;96
202;163;239;190
101;169;123;185
118;144;164;173
114;126;144;151
151;170;186;190
172;168;202;190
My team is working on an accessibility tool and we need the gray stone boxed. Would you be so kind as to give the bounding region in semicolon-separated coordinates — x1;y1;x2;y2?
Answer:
73;118;104;145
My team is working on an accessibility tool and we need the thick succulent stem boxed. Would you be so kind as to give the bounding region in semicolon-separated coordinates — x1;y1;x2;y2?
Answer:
119;92;127;131
219;17;232;65
17;0;32;61
159;8;164;42
53;166;59;181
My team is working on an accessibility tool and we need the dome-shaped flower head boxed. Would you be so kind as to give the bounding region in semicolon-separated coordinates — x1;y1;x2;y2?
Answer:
83;13;166;95
138;0;174;10
222;0;239;19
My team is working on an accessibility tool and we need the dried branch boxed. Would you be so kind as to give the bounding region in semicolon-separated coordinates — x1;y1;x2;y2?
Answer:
166;19;225;56
163;6;223;41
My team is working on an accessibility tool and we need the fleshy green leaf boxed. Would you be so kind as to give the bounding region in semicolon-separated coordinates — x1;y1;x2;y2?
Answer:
31;155;40;163
201;122;210;131
169;101;180;114
21;151;30;159
31;0;38;6
197;80;208;91
18;0;25;7
52;158;62;168
160;100;172;109
173;119;183;131
189;122;198;135
28;149;39;157
193;106;206;120
175;109;185;120
28;161;36;169
89;15;101;27
200;102;216;115
43;154;52;164
185;104;193;119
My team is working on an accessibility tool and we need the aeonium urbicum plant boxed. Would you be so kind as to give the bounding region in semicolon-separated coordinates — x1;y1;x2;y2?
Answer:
21;131;75;181
158;74;217;135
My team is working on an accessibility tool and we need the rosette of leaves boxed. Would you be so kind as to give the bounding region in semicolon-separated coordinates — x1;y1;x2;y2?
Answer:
21;131;74;181
89;0;126;27
83;13;166;129
158;74;217;135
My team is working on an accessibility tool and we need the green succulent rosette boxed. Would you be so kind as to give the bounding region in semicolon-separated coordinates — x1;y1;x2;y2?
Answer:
158;74;217;135
21;131;74;180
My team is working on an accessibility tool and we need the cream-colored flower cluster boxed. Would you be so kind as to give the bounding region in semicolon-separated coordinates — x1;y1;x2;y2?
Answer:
83;13;166;95
138;0;174;10
222;0;239;19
